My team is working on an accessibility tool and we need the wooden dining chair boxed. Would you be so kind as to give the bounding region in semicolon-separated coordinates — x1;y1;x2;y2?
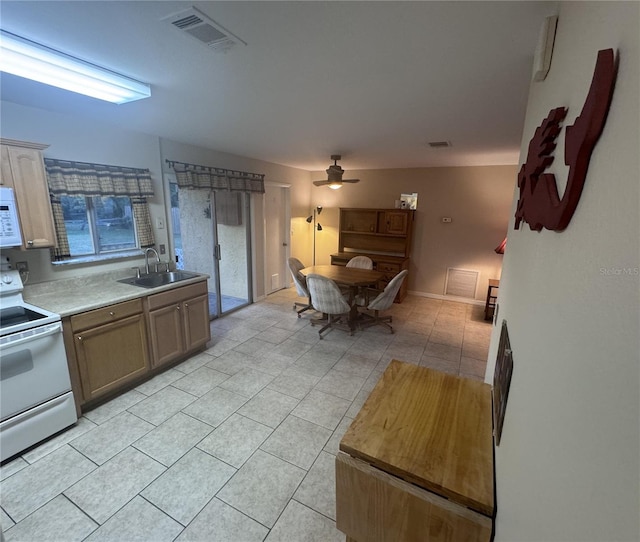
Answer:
306;273;353;339
287;257;312;317
346;255;373;269
358;269;408;333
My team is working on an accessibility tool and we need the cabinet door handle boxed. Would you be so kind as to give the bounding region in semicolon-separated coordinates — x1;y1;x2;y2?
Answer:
27;240;34;246
109;311;115;317
176;305;181;311
77;336;83;341
184;303;189;308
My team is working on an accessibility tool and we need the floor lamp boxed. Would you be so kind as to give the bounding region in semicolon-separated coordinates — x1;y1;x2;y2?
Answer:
306;206;323;265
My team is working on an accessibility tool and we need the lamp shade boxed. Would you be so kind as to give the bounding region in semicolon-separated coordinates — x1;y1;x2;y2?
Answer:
494;237;507;254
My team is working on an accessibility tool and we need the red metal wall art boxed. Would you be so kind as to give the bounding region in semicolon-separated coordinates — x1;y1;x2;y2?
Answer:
514;48;618;232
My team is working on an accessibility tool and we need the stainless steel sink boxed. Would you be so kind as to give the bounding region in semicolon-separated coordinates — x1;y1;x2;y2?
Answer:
118;271;200;288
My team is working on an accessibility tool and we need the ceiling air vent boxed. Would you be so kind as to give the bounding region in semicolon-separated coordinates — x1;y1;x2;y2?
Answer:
428;141;452;148
162;6;246;52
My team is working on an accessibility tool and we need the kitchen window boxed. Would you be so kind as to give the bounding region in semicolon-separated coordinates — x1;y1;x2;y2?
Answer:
45;158;155;262
60;195;137;256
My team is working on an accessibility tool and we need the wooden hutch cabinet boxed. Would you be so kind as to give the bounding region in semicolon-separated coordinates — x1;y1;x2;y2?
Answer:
331;208;415;302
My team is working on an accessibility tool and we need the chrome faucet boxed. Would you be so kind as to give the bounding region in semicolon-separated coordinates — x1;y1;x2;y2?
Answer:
144;247;160;274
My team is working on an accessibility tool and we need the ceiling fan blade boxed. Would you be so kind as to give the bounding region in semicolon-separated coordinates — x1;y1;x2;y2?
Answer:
342;179;360;183
313;180;331;186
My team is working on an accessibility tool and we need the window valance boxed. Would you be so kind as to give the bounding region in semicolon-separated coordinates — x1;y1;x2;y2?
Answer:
44;158;155;197
167;160;265;194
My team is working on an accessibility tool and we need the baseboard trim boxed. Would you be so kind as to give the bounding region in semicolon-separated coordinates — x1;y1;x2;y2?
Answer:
407;290;484;307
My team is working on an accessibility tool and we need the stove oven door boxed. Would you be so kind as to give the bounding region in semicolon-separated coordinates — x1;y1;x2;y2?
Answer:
0;321;77;461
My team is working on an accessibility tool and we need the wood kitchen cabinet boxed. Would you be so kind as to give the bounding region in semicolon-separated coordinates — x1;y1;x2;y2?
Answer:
67;298;150;403
332;208;414;302
146;281;210;368
337;360;495;542
0;139;57;249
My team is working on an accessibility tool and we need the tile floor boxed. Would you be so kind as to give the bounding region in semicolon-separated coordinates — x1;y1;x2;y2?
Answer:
0;288;491;541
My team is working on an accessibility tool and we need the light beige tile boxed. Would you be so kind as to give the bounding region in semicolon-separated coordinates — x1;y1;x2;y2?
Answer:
462;341;490;361
292;390;351;431
254;327;295;344
197;414;272;468
172;366;230;397
70;411;153;465
217;450;305;528
176;497;267;542
0;457;28;482
237;388;300;428
324;416;355;455
133;412;213;466
233;337;276;356
460;356;488;379
85;496;182;541
65;447;165;525
264;500;343;542
314;369;366;401
1;508;15;532
205;350;250;375
3;495;97;542
83;389;147;425
206;337;241;356
134;368;184;396
419;356;460;375
217;367;274;398
424;341;462;362
0;446;96;522
22;417;97;465
332;352;378;379
293;451;337;519
260;415;332;469
142;448;235;526
127;386;197;426
182;387;247;427
429;327;464;347
267;367;321;399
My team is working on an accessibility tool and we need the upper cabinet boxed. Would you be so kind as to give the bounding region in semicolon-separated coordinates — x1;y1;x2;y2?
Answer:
338;208;414;257
0;139;56;249
332;208;415;302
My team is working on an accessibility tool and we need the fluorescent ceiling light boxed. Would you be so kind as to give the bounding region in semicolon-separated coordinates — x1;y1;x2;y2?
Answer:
0;30;151;104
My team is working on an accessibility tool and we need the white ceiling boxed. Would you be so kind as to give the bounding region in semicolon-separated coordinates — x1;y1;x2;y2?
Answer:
0;1;557;172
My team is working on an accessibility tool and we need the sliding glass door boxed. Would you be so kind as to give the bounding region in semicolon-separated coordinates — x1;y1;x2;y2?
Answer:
170;181;252;318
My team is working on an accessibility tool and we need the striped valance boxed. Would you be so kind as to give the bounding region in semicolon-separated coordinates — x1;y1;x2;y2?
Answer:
45;158;155;197
167;160;265;194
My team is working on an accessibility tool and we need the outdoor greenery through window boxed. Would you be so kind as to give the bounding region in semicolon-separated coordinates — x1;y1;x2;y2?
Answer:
61;195;137;256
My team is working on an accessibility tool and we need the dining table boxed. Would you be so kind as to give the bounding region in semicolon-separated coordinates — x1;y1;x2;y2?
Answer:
300;265;385;327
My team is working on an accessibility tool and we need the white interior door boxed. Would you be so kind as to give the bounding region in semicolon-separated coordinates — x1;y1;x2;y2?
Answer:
264;183;290;294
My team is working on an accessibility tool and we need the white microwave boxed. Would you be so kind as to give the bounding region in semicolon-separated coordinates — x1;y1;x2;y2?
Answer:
0;187;23;248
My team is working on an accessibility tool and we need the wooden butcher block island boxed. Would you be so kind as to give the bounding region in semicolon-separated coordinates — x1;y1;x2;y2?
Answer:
336;360;495;541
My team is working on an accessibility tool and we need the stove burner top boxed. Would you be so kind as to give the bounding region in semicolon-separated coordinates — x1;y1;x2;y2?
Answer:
0;306;48;328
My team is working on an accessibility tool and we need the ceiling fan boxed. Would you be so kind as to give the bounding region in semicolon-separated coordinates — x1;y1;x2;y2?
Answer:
313;155;360;190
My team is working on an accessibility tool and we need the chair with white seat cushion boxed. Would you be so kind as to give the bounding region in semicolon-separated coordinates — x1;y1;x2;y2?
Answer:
346;255;373;269
306;273;353;339
358;269;408;333
288;257;312;317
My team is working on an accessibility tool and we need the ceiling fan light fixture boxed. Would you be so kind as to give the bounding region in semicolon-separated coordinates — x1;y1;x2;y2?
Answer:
313;155;360;189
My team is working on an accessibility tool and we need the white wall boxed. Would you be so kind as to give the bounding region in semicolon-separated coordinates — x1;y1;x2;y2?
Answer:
487;3;639;540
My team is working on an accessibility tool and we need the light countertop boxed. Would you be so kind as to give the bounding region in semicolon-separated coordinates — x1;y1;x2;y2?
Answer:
23;269;209;317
